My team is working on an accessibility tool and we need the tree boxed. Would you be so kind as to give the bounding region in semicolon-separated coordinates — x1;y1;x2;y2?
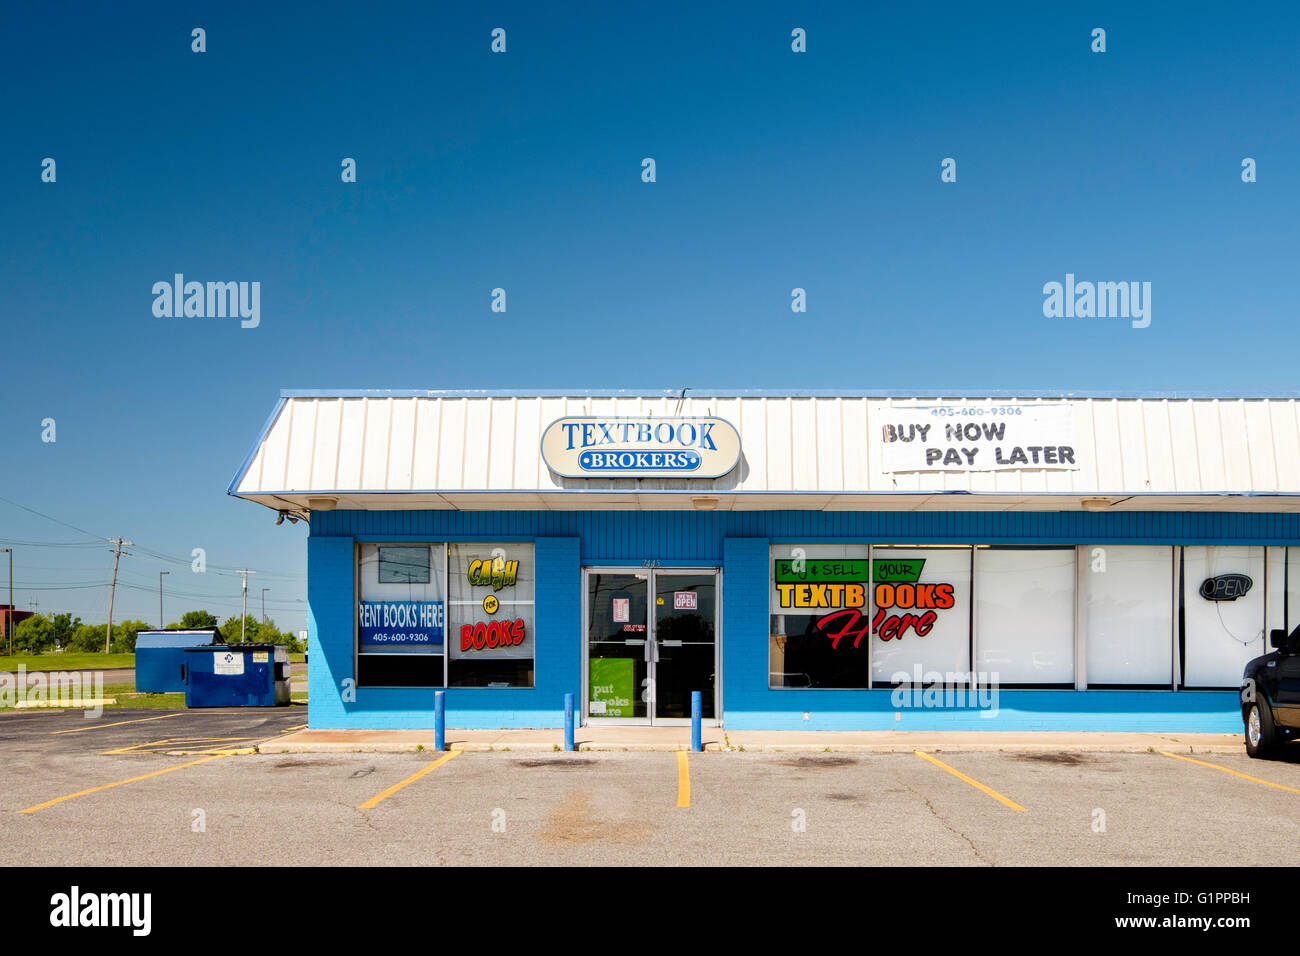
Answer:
172;610;218;629
51;613;80;648
13;614;55;654
68;623;107;653
220;614;261;643
111;620;152;654
218;614;302;651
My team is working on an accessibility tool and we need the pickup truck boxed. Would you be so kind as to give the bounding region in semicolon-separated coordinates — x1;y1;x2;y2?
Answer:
1240;625;1300;757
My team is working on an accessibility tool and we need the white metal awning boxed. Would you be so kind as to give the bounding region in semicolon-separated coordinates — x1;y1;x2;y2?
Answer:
229;390;1300;513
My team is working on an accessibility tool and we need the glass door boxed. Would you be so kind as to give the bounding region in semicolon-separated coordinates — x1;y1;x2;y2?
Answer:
585;567;719;724
652;571;717;721
586;571;651;721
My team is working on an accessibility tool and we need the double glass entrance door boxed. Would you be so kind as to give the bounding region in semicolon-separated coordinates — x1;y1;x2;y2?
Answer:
585;568;718;724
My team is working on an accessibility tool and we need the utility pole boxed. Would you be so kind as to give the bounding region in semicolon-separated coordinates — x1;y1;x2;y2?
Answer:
261;588;269;624
104;538;132;654
159;570;169;628
1;548;11;655
236;569;256;641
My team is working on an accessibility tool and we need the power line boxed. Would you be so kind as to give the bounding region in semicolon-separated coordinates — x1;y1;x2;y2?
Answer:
0;499;307;626
128;545;305;580
0;539;105;550
115;580;305;608
11;582;111;590
0;495;104;542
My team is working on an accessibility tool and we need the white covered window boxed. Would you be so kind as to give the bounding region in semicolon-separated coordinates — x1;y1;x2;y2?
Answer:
1082;546;1173;686
974;547;1075;685
1182;546;1265;688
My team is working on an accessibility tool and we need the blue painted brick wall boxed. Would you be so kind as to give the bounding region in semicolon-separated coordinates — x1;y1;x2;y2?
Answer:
303;510;1264;732
722;537;771;720
307;535;579;730
307;536;353;727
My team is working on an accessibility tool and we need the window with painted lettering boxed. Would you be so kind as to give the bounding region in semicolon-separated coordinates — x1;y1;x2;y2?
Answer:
447;543;535;688
870;546;972;684
769;544;871;689
357;543;446;688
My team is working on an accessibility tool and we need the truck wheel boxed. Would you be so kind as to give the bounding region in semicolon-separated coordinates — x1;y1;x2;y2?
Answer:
1245;700;1280;758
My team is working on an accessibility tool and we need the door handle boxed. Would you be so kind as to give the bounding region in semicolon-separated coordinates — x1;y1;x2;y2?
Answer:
644;640;659;663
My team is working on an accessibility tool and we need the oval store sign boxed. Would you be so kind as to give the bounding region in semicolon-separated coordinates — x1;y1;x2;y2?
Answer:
541;417;741;479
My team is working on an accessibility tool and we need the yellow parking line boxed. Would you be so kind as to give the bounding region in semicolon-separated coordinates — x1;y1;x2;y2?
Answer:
282;723;308;733
20;754;230;813
915;751;1027;812
357;751;460;809
676;751;691;808
102;735;258;755
51;713;183;735
1159;751;1300;794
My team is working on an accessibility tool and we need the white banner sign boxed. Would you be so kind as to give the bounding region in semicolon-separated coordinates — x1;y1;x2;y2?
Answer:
880;404;1079;472
213;650;244;675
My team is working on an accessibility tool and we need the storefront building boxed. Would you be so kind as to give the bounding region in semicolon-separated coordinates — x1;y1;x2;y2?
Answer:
229;389;1300;733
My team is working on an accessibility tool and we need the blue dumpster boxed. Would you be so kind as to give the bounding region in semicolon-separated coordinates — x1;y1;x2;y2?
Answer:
135;629;223;693
184;643;291;707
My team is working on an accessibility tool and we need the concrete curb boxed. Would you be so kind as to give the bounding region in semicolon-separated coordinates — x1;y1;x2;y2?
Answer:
15;698;118;708
259;739;1247;756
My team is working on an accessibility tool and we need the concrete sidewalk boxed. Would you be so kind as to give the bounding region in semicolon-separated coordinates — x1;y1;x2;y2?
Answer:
262;726;1246;754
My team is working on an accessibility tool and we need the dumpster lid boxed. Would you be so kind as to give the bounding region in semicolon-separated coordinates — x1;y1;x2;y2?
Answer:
184;642;285;652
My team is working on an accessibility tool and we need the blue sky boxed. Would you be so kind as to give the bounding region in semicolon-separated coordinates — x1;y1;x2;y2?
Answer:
1;2;1297;629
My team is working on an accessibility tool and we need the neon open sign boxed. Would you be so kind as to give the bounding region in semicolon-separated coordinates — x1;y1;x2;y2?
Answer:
1199;574;1253;602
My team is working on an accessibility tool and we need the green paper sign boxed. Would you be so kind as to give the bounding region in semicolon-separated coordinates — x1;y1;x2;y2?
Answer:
589;658;636;717
873;558;926;583
774;559;870;583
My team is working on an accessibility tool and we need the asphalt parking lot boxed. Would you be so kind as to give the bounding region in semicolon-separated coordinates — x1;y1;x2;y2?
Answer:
3;707;1299;866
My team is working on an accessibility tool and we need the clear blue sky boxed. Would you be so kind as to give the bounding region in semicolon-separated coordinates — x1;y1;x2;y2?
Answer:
2;2;1297;630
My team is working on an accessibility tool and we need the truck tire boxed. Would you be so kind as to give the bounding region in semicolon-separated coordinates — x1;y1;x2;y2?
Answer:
1244;699;1281;758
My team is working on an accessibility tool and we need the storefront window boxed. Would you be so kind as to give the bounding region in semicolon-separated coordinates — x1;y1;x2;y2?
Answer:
1265;547;1300;641
974;547;1075;685
357;543;447;687
870;546;971;685
1082;545;1173;686
447;543;535;687
769;544;871;688
1182;546;1265;688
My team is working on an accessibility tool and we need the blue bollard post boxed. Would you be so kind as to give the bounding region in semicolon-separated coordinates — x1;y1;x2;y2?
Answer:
434;690;445;752
564;692;575;752
691;691;702;753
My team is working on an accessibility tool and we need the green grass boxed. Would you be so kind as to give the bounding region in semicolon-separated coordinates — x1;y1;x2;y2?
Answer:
100;683;186;709
288;652;306;663
0;652;135;672
0;681;183;711
1;649;305;673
